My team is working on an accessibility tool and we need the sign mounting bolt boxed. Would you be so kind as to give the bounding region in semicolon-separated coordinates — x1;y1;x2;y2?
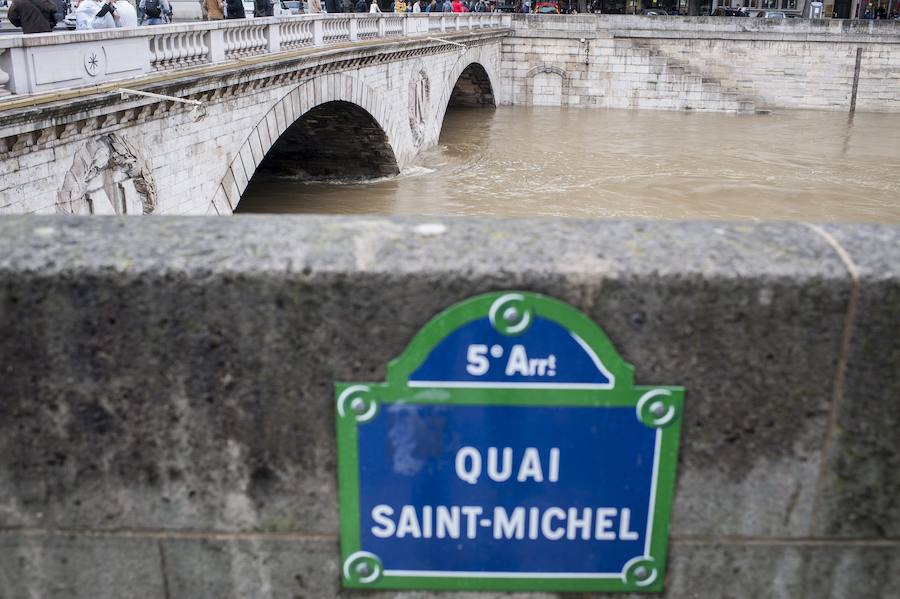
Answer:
503;307;520;323
649;401;666;418
351;398;366;413
356;562;370;576
634;566;649;580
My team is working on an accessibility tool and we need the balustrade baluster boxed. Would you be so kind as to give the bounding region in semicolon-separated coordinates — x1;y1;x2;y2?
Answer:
188;32;197;65
199;31;209;64
163;34;175;67
226;29;234;57
0;50;10;96
240;27;249;55
149;36;160;68
176;33;188;66
232;28;241;56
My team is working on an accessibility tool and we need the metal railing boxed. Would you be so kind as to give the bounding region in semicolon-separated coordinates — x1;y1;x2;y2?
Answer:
0;13;510;98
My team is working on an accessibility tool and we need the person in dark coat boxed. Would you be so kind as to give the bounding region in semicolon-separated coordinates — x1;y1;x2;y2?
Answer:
253;0;272;14
8;0;58;33
225;0;245;17
354;0;367;10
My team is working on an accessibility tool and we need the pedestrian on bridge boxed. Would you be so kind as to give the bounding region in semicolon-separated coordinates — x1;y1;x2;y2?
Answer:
354;0;366;10
368;0;380;10
224;0;245;16
138;0;171;23
253;0;273;15
74;0;117;28
307;0;321;11
116;0;138;24
7;0;58;33
205;0;224;18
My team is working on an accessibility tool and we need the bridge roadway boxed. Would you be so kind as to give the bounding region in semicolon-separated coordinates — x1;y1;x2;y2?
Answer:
0;14;510;215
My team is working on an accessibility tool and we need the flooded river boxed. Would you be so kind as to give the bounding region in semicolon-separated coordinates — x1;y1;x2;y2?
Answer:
238;107;900;223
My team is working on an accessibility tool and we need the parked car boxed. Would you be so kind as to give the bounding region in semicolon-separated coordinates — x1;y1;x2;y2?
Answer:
711;7;747;15
64;11;76;28
533;1;560;12
495;1;516;10
755;10;785;17
642;8;667;14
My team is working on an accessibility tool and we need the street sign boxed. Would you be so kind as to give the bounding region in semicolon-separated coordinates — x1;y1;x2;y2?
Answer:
336;292;684;592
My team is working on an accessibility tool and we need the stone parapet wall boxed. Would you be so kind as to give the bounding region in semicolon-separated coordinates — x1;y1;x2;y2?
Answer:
502;15;900;112
0;216;898;598
517;14;900;39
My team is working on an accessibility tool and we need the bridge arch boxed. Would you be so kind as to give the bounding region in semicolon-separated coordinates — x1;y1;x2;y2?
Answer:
449;63;496;108
432;46;502;141
212;74;405;213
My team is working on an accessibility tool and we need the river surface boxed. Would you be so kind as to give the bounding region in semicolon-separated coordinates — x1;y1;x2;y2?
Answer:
238;107;900;223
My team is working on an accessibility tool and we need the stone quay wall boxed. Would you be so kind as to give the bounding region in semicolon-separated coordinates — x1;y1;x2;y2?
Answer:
1;215;898;598
501;15;900;112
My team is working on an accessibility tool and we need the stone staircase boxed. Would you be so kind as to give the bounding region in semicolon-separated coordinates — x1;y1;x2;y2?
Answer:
610;37;763;114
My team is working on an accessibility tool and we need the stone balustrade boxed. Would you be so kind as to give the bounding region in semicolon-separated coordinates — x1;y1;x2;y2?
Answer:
0;13;511;98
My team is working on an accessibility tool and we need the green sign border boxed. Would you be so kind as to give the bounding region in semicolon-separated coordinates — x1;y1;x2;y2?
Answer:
336;291;683;593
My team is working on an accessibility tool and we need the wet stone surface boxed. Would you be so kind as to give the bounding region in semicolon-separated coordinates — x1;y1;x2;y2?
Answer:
0;216;877;544
815;225;900;538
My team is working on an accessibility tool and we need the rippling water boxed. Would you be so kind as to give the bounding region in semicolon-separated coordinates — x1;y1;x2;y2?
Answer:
238;107;900;223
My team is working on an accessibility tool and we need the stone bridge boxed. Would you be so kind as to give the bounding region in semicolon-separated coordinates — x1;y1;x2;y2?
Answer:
3;15;900;215
0;14;509;215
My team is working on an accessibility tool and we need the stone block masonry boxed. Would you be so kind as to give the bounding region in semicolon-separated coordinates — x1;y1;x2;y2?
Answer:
501;15;900;113
0;215;898;598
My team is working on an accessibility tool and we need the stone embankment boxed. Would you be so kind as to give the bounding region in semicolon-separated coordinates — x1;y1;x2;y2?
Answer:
502;15;900;112
0;216;898;597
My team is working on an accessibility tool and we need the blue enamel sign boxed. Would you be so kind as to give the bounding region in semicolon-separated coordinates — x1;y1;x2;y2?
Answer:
336;292;684;592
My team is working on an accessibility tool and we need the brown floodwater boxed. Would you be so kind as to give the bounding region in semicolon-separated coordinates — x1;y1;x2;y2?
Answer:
238;106;900;223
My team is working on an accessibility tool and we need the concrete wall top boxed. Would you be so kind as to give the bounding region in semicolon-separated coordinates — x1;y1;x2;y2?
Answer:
1;216;899;598
510;14;900;41
0;215;857;278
